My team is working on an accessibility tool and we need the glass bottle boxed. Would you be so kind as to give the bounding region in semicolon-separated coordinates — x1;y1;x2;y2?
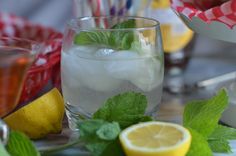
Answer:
147;0;195;75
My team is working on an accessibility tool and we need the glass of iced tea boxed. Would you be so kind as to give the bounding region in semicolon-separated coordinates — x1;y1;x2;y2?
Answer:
0;37;41;117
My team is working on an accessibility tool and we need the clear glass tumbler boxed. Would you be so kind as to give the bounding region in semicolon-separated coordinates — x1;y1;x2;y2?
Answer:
0;37;41;117
61;16;164;130
0;37;41;145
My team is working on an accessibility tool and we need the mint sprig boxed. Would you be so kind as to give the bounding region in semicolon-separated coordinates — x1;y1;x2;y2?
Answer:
74;19;136;50
93;92;148;129
6;131;40;156
186;128;212;156
78;119;123;156
184;89;236;155
79;92;151;156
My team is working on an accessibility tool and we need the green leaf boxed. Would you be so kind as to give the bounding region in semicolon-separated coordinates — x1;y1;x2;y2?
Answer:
209;125;236;140
186;128;212;156
74;19;136;50
74;31;110;46
111;19;135;29
110;19;136;50
120;32;134;50
86;142;109;156
101;138;124;156
207;125;236;153
96;122;121;141
78;119;122;156
6;131;40;156
139;116;153;122
0;141;10;156
183;89;228;137
78;119;106;141
93;92;147;129
208;139;231;153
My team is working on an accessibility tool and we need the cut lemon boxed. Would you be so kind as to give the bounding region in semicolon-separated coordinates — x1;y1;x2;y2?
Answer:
119;121;191;156
4;88;65;139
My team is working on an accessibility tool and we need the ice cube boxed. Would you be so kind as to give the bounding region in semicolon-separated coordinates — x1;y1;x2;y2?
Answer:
72;45;98;58
94;48;115;58
62;47;122;92
106;50;163;92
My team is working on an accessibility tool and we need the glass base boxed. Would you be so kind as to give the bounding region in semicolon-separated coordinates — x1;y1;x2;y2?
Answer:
65;104;91;131
66;102;161;131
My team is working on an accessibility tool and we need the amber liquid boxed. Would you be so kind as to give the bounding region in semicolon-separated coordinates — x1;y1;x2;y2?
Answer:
0;47;34;117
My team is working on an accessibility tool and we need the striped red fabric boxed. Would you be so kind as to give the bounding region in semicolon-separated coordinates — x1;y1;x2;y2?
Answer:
0;13;63;103
171;0;236;28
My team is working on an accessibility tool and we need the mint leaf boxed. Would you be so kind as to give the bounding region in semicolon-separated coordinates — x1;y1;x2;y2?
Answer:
96;122;121;141
78;119;122;156
207;125;236;153
208;139;231;153
101;139;124;156
110;19;136;50
93;92;147;129
0;141;10;156
183;89;228;137
187;128;212;156
74;19;136;50
86;139;124;156
74;31;110;46
6;131;40;156
139;116;153;122
111;19;135;29
86;142;109;156
209;125;236;140
78;119;106;141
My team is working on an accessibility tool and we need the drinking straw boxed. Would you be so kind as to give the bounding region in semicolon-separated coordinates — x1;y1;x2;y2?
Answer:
118;0;132;16
108;0;117;15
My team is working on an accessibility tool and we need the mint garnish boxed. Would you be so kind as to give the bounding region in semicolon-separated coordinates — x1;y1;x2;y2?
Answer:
74;31;110;46
74;19;136;50
208;125;236;153
78;119;123;156
93;92;148;129
184;89;236;155
187;128;212;156
208;139;231;153
6;131;40;156
184;89;228;137
79;92;149;156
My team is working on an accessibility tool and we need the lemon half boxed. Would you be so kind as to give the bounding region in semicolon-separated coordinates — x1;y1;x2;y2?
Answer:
4;88;65;139
119;121;191;156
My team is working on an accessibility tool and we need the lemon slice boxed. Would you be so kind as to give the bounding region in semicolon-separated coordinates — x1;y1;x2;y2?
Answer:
119;121;191;156
4;88;65;139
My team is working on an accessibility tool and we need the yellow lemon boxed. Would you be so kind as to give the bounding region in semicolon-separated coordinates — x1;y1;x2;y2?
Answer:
119;121;191;156
4;88;64;139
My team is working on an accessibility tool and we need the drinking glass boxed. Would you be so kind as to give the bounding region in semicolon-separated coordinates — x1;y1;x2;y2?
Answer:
0;37;41;117
61;16;164;130
0;37;41;144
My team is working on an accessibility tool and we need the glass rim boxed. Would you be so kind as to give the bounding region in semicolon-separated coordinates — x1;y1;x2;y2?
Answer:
0;37;42;53
67;16;160;31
